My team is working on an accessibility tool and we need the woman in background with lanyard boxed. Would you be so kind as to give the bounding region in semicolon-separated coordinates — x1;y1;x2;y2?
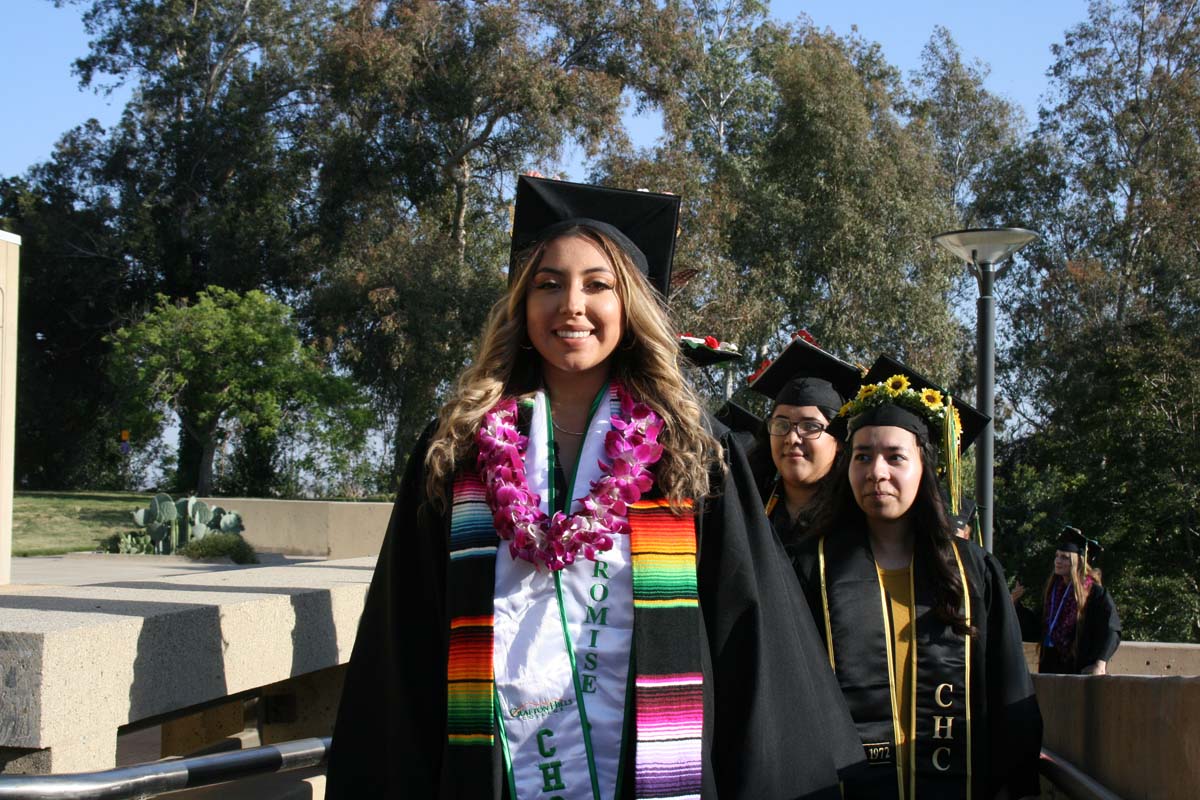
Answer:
1035;527;1121;675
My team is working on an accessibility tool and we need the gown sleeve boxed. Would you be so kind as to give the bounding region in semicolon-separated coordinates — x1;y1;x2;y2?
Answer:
1013;600;1042;643
695;429;864;799
325;424;449;799
981;551;1044;799
1079;584;1122;666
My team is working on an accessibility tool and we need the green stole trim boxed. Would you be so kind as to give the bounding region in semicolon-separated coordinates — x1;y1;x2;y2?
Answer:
818;529;971;799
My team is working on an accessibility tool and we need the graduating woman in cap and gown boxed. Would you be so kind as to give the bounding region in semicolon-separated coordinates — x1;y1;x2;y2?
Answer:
326;175;862;799
743;336;863;550
1027;527;1121;675
791;356;1043;799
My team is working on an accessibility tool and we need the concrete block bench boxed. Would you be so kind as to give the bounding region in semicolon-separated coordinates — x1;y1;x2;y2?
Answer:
0;557;376;774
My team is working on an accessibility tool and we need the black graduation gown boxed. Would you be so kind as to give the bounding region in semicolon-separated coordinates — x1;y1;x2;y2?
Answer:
1033;582;1122;674
792;530;1043;799
326;416;864;799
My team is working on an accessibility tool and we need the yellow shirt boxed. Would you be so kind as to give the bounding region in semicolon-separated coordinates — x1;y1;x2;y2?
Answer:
877;564;914;797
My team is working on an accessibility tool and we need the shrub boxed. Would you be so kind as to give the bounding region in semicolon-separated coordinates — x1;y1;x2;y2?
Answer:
180;532;258;565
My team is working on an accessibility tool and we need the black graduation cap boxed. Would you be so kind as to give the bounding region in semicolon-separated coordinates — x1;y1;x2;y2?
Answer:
679;335;743;367
1058;526;1104;558
714;400;762;435
854;355;990;452
949;498;977;530
509;175;682;297
748;336;863;419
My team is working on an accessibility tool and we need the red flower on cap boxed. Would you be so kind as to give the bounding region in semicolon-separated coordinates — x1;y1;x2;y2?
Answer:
792;328;818;346
704;335;719;349
747;358;773;383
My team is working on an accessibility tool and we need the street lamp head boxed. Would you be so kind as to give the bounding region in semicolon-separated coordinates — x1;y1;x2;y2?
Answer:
932;227;1039;266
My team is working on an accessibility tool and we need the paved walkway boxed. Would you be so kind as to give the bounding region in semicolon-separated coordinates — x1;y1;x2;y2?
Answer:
5;552;325;588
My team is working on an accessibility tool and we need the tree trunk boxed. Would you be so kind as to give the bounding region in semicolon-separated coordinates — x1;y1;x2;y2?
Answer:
197;434;218;497
176;421;202;492
452;158;471;265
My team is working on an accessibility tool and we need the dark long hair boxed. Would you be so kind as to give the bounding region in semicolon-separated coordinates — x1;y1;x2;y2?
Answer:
808;433;976;637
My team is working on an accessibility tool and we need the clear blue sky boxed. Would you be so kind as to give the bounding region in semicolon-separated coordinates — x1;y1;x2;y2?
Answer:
1;0;1091;180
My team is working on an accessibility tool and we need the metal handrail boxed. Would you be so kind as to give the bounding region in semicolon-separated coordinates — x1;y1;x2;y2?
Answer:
0;736;329;800
1039;747;1124;800
0;739;1121;800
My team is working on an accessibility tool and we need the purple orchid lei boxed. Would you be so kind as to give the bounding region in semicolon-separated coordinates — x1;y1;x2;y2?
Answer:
476;384;665;571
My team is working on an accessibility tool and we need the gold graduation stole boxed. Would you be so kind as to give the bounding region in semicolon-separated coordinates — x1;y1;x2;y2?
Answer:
818;529;975;799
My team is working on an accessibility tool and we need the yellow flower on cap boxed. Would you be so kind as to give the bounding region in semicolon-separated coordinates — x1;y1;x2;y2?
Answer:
857;383;879;401
885;374;910;396
921;388;944;410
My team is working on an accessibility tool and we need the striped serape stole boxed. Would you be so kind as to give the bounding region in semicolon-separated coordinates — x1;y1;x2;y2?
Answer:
444;472;499;792
628;497;705;800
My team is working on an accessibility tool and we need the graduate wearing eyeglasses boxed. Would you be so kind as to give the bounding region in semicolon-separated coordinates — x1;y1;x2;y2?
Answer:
745;336;864;549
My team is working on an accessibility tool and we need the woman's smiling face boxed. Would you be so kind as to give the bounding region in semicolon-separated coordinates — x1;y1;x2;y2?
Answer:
524;233;625;385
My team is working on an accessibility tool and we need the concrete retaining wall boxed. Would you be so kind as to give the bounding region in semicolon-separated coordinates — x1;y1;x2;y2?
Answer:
1023;640;1200;677
197;497;392;559
1034;673;1200;800
0;557;374;774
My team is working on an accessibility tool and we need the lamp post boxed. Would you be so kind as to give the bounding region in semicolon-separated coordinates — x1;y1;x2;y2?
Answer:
932;228;1038;553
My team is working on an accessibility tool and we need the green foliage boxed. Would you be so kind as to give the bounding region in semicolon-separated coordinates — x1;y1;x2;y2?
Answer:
108;287;369;494
978;0;1200;642
1;139;139;490
904;26;1025;224
180;533;258;565
728;26;962;376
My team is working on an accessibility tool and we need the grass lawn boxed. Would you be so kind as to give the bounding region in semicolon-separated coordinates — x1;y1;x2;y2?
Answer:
13;491;153;556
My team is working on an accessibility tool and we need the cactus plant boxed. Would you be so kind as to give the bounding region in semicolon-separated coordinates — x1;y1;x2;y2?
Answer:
132;495;247;554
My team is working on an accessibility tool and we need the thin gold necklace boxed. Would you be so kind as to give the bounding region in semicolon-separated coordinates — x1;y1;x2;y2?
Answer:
552;417;586;437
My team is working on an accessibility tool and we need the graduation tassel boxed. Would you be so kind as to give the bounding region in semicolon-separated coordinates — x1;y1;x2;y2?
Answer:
944;396;962;516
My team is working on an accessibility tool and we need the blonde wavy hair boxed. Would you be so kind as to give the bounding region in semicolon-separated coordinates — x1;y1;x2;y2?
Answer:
424;225;721;510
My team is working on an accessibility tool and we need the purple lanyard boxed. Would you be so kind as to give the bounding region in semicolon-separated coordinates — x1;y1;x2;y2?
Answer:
1044;580;1071;645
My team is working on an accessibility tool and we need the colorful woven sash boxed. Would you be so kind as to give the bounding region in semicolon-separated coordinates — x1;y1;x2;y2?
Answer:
444;477;704;798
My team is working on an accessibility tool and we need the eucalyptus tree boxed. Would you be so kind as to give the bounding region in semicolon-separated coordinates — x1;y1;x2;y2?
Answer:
308;0;681;471
905;26;1025;226
1;127;131;488
978;0;1200;641
14;0;340;489
729;27;961;380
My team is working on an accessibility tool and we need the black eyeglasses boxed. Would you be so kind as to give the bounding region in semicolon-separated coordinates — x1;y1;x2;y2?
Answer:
766;417;828;439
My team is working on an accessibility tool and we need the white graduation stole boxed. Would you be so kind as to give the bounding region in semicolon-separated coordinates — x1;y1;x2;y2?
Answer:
493;389;634;799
